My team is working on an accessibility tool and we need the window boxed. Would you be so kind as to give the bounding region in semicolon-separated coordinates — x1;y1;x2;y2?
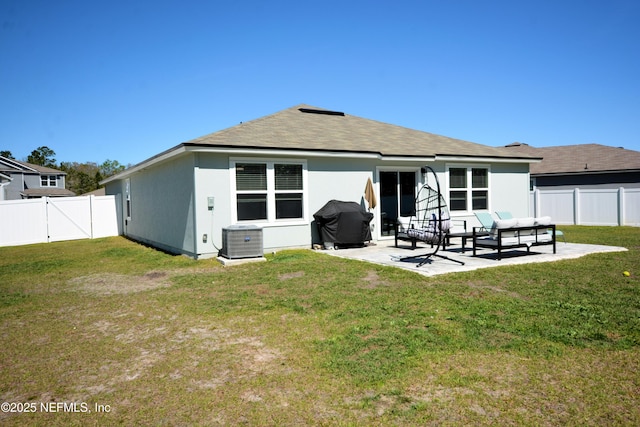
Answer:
236;163;267;220
447;166;489;212
275;164;303;219
232;160;306;223
40;175;57;187
471;168;488;210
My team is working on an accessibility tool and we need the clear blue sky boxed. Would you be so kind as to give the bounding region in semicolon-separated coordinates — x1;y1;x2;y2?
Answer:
2;0;639;166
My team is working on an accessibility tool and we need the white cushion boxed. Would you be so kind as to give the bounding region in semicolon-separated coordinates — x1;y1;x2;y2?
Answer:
516;217;535;227
496;218;518;229
516;217;536;236
479;236;520;246
490;218;518;238
536;233;553;242
407;227;439;243
534;216;552;226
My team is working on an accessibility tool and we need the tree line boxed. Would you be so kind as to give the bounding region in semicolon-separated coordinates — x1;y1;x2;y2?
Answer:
1;146;129;195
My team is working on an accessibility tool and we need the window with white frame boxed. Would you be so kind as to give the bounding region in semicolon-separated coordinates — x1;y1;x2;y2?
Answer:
233;160;306;223
447;166;489;212
40;175;57;187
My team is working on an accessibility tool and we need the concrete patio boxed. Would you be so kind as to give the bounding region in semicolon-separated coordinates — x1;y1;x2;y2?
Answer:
320;237;628;277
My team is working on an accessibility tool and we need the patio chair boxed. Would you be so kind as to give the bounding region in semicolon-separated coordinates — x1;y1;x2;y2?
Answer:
474;212;497;232
394;166;464;267
495;211;565;242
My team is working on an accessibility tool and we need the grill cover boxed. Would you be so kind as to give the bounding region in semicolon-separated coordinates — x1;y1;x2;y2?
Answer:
313;200;373;247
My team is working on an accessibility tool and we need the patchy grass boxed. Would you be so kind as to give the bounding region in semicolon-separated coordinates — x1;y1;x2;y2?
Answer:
0;227;639;425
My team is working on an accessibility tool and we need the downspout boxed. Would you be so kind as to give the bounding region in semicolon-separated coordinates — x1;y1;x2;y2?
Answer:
192;154;200;259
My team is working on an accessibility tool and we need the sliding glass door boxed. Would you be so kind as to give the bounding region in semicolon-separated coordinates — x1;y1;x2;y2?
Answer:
379;171;416;236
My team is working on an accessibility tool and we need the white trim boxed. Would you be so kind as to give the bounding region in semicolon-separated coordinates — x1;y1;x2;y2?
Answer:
0;156;39;172
101;145;189;184
40;174;58;188
229;157;308;227
445;163;491;216
436;155;540;164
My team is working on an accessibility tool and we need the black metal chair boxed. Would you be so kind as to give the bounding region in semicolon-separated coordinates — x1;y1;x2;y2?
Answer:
395;166;465;267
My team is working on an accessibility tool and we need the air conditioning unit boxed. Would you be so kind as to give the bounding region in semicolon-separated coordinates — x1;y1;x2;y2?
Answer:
220;225;264;259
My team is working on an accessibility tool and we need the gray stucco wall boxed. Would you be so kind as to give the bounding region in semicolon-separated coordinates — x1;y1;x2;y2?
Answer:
119;154;197;257
192;154;382;257
104;151;534;258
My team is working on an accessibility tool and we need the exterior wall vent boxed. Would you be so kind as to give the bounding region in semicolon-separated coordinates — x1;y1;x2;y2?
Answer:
220;225;264;259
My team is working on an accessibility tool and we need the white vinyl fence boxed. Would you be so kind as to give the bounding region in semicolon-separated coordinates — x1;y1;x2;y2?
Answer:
0;195;121;247
530;187;640;226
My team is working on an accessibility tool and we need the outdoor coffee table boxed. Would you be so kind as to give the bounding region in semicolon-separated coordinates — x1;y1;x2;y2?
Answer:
446;231;489;253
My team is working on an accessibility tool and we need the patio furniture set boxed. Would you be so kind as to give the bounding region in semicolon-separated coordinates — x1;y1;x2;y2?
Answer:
395;206;561;263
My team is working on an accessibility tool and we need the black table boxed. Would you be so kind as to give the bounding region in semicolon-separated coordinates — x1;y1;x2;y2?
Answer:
446;231;489;253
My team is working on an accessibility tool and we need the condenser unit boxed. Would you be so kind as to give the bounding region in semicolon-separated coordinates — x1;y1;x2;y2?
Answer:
220;225;264;259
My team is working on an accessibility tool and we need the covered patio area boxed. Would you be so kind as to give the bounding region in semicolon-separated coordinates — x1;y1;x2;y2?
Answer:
320;238;627;277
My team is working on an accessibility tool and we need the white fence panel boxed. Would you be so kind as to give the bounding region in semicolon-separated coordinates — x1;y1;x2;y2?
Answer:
0;195;120;247
532;187;639;226
0;199;48;246
578;189;619;226
91;195;121;238
624;189;640;226
538;190;575;224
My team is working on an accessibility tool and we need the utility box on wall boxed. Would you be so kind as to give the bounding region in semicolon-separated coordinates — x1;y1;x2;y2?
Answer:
220;225;264;259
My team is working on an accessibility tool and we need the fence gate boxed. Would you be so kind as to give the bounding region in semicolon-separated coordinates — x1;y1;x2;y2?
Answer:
0;195;120;247
46;197;93;242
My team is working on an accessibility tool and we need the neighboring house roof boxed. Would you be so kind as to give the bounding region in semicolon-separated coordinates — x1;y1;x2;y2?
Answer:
82;187;106;196
0;156;74;198
103;104;541;184
504;142;640;176
0;156;67;175
22;188;76;198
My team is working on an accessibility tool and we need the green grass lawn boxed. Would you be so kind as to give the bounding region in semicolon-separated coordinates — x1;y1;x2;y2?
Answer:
1;226;639;426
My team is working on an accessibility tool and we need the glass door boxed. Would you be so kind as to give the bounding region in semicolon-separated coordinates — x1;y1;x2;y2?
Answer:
379;171;416;236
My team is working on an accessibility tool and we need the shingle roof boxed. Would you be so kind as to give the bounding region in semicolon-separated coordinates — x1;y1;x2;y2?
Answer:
185;104;537;160
0;156;67;174
22;188;76;197
504;142;640;175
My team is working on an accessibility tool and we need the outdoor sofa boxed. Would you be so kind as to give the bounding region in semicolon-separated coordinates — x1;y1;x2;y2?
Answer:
472;216;556;260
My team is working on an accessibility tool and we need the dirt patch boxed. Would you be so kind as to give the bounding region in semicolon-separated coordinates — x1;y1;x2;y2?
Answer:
279;271;305;280
360;270;388;289
69;271;171;295
68;266;223;296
